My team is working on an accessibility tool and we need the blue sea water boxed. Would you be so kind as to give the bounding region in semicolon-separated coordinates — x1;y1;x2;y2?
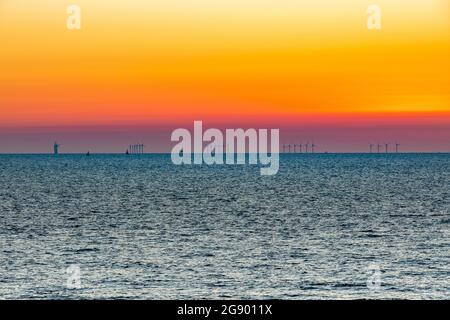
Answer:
0;153;449;299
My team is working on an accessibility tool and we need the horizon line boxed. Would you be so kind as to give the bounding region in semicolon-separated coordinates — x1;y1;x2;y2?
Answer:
1;152;449;155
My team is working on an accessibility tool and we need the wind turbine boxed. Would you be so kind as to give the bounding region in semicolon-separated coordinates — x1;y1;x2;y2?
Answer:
385;143;389;153
377;143;381;153
293;144;297;153
299;143;302;153
288;144;291;153
305;142;309;154
311;141;316;154
283;144;286;153
53;142;59;155
369;143;374;153
395;142;400;153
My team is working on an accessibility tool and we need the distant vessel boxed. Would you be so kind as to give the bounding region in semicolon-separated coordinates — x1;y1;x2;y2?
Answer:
126;149;129;155
86;151;90;156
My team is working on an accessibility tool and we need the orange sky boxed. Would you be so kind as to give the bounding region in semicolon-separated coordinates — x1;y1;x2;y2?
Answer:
0;0;449;152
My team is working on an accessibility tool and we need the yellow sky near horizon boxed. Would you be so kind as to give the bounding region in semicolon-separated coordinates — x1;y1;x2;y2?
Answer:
0;0;449;125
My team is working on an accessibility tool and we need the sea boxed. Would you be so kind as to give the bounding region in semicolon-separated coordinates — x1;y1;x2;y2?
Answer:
0;153;449;299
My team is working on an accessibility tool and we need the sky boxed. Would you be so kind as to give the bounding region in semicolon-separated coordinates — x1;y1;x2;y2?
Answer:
0;0;449;153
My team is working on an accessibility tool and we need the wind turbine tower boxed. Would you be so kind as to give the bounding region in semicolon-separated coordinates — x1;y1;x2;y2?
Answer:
53;142;59;155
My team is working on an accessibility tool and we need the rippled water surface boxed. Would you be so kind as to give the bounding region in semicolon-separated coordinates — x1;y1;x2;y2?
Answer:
0;154;449;299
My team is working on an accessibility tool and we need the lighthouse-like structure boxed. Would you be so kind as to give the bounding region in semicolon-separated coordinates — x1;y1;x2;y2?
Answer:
53;142;59;155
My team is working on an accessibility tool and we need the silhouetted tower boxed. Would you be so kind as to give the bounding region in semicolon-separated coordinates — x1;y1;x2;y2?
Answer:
53;142;59;155
288;144;291;153
299;143;302;153
395;142;400;153
305;142;309;154
385;143;389;153
377;143;381;153
369;143;374;153
311;141;316;154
